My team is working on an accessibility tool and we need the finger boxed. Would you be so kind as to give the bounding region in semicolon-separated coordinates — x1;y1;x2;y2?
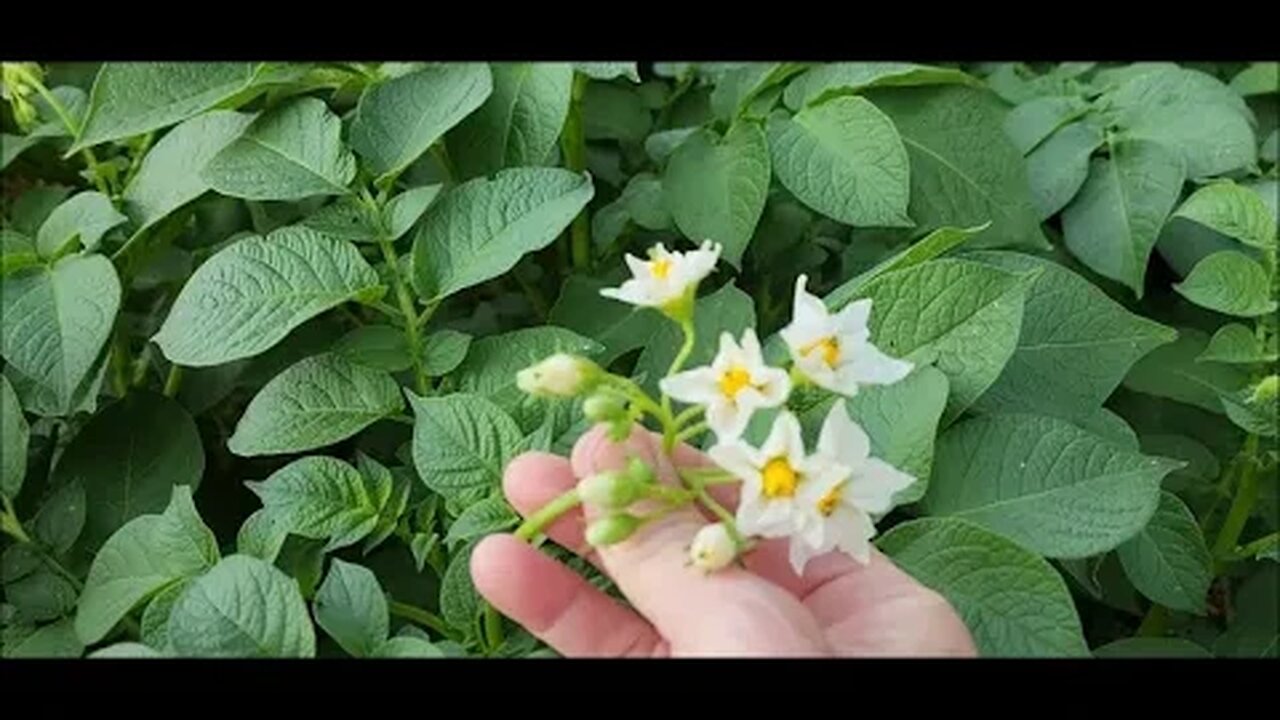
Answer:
469;534;666;657
569;425;830;655
502;452;600;563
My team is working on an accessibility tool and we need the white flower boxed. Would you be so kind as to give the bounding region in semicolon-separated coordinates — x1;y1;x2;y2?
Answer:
779;275;913;397
709;411;843;540
787;400;917;573
515;353;597;397
689;523;736;571
659;328;790;441
599;241;721;310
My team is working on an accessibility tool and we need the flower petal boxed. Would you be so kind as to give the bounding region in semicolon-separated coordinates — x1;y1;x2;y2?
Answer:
843;340;914;385
848;458;916;517
816;400;871;468
659;366;721;405
705;398;751;440
762;411;805;463
753;366;792;407
833;298;873;340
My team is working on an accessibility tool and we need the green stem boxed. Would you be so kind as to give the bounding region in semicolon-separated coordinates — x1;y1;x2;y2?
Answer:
1233;531;1278;561
123;132;154;187
483;605;504;652
430;143;458;185
514;488;581;542
387;599;458;640
163;365;184;398
693;486;749;551
1213;434;1261;566
674;422;708;446
1136;604;1169;637
1;497;31;543
562;73;590;269
661;319;697;451
109;332;130;398
14;66;111;197
390;414;415;426
673;405;704;429
378;238;429;396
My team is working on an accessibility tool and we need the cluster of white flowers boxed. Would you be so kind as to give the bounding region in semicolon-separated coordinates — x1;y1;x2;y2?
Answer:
598;241;919;575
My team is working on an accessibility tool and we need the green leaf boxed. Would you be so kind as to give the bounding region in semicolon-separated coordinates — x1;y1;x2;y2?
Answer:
201;97;356;201
966;251;1177;420
448;63;573;178
1107;66;1256;177
1061;138;1186;296
383;184;442;241
1198;323;1277;364
2;228;40;276
1;375;28;499
52;391;204;554
583;83;651;143
767;96;911;227
865;85;1048;251
1230;62;1279;96
452;326;602;432
152;226;383;367
2;545;77;622
272;536;326;598
36;191;127;257
1140;434;1220;492
73;62;259;151
1;254;121;413
363;468;410;555
228;353;403;457
140;579;187;652
32;481;85;555
236;509;289;563
4;618;83;658
440;540;481;635
1094;637;1211;658
411;167;593;301
408;392;522;500
372;636;445;657
298;197;379;243
825;224;991;308
87;642;163;658
574;63;640;83
783;62;978;110
4;345;109;420
350;63;493;181
922;413;1180;558
1026;120;1105;220
166;554;316;658
75;486;219;645
1;131;52;171
1172;180;1276;250
1174;251;1277;317
332;325;412;372
444;496;518;547
314;559;388;657
877;517;1088;657
663;123;770;268
246;456;387;552
1117;491;1213;614
644;127;699;166
121;110;254;234
711;63;805;121
855;258;1032;423
1124;327;1248;414
802;366;948;504
1003;95;1090;155
1214;565;1277;657
1075;407;1139;450
11;184;71;236
422;329;473;376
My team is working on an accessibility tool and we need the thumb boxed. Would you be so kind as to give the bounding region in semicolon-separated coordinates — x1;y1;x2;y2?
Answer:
570;425;829;656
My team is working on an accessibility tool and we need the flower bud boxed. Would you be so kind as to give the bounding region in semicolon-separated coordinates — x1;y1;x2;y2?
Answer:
689;523;736;572
1248;374;1278;406
585;513;643;547
583;391;627;423
577;471;644;509
605;417;634;442
624;456;655;485
515;353;600;398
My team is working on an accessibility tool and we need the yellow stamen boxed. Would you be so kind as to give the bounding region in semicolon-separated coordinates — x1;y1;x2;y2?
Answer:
762;457;799;498
718;366;752;398
650;258;673;279
817;484;843;517
801;336;841;367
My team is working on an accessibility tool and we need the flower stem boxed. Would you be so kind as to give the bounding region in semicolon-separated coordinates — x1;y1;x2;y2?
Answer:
378;238;430;396
673;405;704;429
674;422;708;446
514;488;581;542
15;65;111;197
1212;434;1261;570
163;365;184;398
387;599;459;641
561;73;590;270
483;605;504;652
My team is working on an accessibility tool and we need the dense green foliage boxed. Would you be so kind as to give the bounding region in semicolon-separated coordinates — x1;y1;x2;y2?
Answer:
0;60;1276;659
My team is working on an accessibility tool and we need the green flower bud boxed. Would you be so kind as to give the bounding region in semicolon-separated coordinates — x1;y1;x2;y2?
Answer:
577;470;645;509
1249;374;1278;406
625;456;655;485
606;417;634;442
583;392;627;423
585;513;643;547
515;353;602;398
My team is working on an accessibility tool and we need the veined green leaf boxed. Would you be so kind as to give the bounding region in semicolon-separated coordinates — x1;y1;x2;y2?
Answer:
923;413;1181;558
444;496;518;547
448;63;573;179
36;191;127;257
152;226;383;367
408;392;522;500
332;325;412;372
1174;251;1277;318
313;559;388;658
1;375;28;499
1004;95;1091;155
783;62;978;110
574;63;640;83
1026;120;1104;220
1123;327;1248;414
246;456;388;552
228;353;403;457
1230;62;1279;97
1198;324;1277;364
422;329;473;376
1172;180;1276;250
1117;491;1213;614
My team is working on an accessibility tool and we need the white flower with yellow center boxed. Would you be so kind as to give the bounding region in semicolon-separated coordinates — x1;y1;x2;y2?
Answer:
599;241;721;312
708;411;843;539
788;400;917;573
659;328;790;441
779;275;913;397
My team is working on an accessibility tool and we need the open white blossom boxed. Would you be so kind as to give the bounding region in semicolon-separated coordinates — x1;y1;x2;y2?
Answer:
688;523;736;572
599;241;721;310
788;400;917;573
709;412;843;540
779;275;913;397
659;328;790;440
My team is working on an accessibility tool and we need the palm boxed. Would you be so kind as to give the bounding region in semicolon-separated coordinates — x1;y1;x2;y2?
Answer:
471;426;977;657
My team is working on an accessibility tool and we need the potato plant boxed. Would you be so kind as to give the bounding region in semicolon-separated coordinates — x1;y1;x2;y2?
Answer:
0;60;1275;659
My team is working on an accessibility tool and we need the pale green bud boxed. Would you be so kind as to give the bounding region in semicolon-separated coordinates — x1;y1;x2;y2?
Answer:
689;523;736;571
515;353;601;398
577;471;644;509
624;456;655;485
585;513;643;547
1249;374;1278;406
583;392;627;423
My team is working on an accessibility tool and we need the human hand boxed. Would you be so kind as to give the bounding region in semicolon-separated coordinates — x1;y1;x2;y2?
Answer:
470;424;978;657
